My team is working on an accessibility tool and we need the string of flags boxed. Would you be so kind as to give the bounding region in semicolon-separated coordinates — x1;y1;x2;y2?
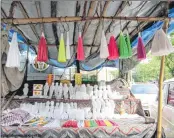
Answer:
6;25;174;68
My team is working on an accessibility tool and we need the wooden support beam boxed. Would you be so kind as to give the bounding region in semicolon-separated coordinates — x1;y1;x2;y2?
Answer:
17;1;39;40
51;1;59;46
2;16;171;25
90;1;110;54
82;1;97;37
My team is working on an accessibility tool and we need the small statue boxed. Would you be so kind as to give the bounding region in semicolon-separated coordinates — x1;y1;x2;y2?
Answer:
43;82;49;98
86;84;90;95
80;84;87;99
93;85;99;99
55;82;59;99
89;86;94;99
63;83;69;99
98;87;103;99
103;86;108;99
69;83;75;99
58;83;63;99
49;82;55;99
23;83;29;96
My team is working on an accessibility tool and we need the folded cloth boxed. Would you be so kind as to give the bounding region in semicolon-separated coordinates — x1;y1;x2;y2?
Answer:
62;120;78;128
84;120;90;127
90;120;98;127
96;120;106;126
109;120;118;126
104;120;113;127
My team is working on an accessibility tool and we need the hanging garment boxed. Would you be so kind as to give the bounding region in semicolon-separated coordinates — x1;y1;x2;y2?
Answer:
108;36;119;60
37;32;48;62
6;32;20;67
77;32;85;61
151;28;174;56
125;33;132;57
118;32;129;59
58;33;66;62
66;31;71;60
137;33;146;60
100;30;109;59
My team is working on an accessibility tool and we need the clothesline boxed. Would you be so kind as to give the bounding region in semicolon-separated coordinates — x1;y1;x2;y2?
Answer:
2;16;173;25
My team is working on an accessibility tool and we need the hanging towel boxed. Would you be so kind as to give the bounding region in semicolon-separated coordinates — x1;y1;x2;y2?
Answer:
6;32;20;67
125;33;132;57
37;32;48;62
100;30;109;59
151;28;174;56
118;31;129;59
58;33;66;62
108;36;119;60
137;33;146;60
77;32;85;61
66;31;71;59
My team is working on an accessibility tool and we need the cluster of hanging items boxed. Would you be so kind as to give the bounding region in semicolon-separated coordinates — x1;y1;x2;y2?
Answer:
151;28;174;56
37;32;48;62
6;32;21;68
137;33;146;60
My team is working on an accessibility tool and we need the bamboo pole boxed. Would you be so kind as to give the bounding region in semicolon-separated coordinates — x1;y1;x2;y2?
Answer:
157;20;168;138
2;16;172;25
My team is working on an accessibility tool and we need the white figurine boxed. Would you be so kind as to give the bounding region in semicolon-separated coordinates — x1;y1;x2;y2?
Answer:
69;83;75;99
23;83;29;96
103;86;108;99
98;87;103;99
49;82;55;99
63;83;69;99
93;85;99;99
55;82;59;99
44;82;49;98
58;83;63;99
86;84;90;95
89;86;94;99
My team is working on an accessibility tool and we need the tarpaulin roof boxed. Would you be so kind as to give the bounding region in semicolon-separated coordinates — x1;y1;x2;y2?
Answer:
1;1;174;71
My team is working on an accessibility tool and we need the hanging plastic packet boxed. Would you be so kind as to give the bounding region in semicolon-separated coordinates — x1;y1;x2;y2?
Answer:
77;32;85;61
58;33;66;62
100;30;109;59
6;32;20;68
151;28;174;56
125;32;132;57
137;33;146;60
66;31;71;60
108;36;119;60
37;32;48;62
118;31;129;59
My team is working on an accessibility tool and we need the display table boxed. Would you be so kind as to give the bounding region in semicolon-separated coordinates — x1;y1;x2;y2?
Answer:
1;117;156;138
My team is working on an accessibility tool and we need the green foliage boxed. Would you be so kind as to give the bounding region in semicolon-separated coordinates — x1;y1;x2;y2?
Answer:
133;54;174;82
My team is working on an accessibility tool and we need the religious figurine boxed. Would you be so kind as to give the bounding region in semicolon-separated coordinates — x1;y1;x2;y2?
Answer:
63;83;69;99
69;83;75;99
93;85;99;99
58;83;63;99
80;84;87;99
98;86;103;99
86;84;90;95
43;82;49;98
102;86;108;99
23;83;29;97
49;82;55;99
55;82;59;99
89;86;94;99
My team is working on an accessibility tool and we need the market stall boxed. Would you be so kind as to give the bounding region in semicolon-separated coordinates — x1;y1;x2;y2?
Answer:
1;1;174;138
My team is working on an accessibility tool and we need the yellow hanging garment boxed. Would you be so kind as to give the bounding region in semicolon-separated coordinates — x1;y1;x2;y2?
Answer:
58;33;66;62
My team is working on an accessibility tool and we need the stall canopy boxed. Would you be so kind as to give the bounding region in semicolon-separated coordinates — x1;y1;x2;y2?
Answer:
1;1;174;71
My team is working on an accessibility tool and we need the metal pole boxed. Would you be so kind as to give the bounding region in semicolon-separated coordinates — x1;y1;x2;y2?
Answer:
157;20;168;138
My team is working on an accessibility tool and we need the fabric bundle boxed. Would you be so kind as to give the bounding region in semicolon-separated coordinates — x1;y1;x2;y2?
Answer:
109;120;118;126
108;36;119;60
6;32;20;67
104;120;112;127
66;31;71;60
62;120;78;128
100;30;109;59
37;32;48;62
125;33;132;57
58;33;66;62
137;33;146;60
77;32;85;61
89;120;98;127
84;120;90;127
96;120;106;126
118;32;129;58
151;28;174;56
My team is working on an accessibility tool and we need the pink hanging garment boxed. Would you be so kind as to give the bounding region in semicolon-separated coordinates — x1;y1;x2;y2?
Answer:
77;32;85;61
37;32;48;62
137;33;146;60
108;36;119;60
